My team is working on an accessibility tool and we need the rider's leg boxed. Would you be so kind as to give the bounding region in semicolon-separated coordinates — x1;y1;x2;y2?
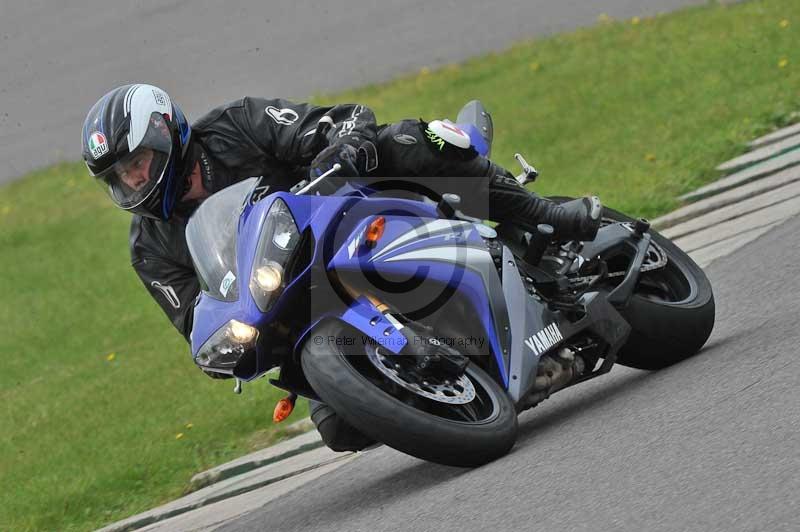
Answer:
487;171;602;242
372;120;601;242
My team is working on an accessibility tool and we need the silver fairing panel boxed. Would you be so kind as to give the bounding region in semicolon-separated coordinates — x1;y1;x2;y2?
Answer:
502;246;561;404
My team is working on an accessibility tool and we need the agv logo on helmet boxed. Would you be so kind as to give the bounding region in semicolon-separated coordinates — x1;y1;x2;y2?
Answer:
89;132;109;159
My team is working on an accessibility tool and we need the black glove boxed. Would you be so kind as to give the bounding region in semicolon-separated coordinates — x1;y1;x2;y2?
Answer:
309;143;361;179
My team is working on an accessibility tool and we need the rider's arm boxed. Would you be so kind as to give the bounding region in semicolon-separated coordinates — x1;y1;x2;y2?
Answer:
130;217;199;343
131;255;198;343
192;97;378;167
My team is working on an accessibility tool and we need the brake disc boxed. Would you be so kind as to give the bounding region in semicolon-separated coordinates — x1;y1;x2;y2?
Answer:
366;346;476;404
571;234;668;285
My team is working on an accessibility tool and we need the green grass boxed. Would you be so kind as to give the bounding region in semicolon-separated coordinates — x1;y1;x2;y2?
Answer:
0;165;309;531
2;1;800;530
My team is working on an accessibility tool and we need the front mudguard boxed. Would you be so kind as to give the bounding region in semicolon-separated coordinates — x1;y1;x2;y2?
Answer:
280;297;407;401
293;296;408;361
282;297;409;402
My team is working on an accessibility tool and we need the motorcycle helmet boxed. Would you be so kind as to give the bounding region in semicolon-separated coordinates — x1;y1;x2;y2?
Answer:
82;84;192;220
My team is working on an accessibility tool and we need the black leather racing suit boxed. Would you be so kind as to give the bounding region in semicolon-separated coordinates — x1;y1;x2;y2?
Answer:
129;98;568;452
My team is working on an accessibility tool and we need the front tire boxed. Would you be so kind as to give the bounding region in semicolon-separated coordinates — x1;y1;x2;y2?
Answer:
301;320;518;467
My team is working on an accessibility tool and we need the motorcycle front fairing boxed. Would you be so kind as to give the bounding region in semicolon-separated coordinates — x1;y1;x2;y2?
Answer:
188;186;444;381
188;186;334;380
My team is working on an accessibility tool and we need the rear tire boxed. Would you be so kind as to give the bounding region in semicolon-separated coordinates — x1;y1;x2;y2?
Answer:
499;197;715;370
603;206;715;369
301;320;518;467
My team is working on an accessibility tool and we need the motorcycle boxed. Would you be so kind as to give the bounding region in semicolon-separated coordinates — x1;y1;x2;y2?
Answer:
186;105;715;467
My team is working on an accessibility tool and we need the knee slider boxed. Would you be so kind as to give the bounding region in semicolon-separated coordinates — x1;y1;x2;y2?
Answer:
421;120;479;160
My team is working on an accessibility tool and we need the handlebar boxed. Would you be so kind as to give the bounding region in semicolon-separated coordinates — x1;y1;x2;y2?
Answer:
293;163;342;195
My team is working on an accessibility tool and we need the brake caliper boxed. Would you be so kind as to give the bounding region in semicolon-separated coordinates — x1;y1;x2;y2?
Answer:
400;332;469;379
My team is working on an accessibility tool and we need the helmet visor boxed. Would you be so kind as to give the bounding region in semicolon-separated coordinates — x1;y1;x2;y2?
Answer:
93;112;173;210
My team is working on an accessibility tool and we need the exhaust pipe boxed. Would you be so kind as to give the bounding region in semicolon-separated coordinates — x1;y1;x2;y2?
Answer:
521;347;586;410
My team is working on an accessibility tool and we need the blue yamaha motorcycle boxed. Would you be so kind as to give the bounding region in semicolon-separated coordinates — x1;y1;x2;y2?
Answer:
186;108;714;467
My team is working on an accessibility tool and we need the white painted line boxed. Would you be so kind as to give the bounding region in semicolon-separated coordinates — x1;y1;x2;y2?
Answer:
136;456;358;532
689;222;783;269
652;165;800;230
675;196;800;253
663;179;800;240
680;149;800;202
747;122;800;149
717;133;800;172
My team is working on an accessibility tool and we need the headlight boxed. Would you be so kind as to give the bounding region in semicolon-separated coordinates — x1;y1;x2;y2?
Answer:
195;319;259;370
254;261;284;291
249;199;300;311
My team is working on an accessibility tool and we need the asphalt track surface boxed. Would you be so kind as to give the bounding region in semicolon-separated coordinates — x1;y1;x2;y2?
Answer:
218;214;800;532
0;0;709;185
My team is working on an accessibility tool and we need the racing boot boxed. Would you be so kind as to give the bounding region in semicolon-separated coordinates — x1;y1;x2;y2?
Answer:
537;195;603;242
488;173;602;242
309;400;378;452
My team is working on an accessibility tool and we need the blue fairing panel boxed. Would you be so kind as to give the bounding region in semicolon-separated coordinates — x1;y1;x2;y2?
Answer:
341;297;408;354
329;216;511;387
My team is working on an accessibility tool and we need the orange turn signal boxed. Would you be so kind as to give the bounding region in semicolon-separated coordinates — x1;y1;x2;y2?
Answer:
364;216;386;249
273;394;296;423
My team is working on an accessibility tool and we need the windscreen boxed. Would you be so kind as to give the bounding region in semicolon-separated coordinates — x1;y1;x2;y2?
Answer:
186;178;257;301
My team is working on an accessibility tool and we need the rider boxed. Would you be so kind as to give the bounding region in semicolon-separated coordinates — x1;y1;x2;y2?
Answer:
81;83;602;451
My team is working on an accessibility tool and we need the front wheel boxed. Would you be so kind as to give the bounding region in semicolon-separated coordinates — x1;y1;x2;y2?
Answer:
301;320;518;467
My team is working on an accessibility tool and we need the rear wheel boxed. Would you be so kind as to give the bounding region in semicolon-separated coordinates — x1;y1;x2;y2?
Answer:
301;320;518;467
498;197;715;370
599;205;715;369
